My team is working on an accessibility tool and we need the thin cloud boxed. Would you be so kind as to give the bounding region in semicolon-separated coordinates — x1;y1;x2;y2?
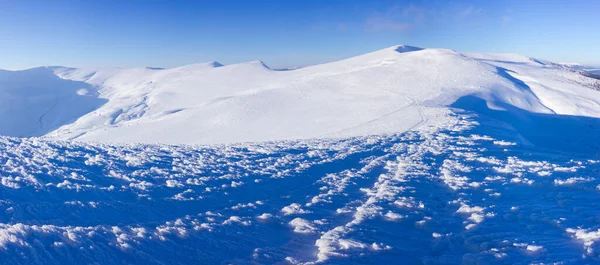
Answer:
364;4;426;33
365;17;411;32
310;22;349;32
361;3;484;33
501;15;512;26
456;6;482;18
337;23;348;31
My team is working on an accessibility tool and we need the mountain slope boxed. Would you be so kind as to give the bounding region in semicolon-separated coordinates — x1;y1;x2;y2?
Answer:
0;67;106;137
1;45;599;147
48;46;497;144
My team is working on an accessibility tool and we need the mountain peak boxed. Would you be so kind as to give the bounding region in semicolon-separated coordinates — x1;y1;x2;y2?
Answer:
207;61;224;68
392;45;424;53
245;60;271;70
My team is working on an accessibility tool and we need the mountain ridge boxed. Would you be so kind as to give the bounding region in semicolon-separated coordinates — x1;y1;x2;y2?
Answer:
0;45;599;147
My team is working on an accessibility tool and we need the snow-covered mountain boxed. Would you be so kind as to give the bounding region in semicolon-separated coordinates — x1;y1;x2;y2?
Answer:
559;62;600;78
2;45;599;146
3;46;600;264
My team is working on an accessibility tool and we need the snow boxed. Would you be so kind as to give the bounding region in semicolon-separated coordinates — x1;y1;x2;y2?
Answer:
526;245;545;253
0;116;597;263
0;67;106;137
289;218;317;234
554;177;594;186
0;45;598;146
0;112;597;264
281;203;311;215
1;45;600;264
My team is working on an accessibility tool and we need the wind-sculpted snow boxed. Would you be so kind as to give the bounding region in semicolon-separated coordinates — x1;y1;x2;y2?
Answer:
1;112;600;264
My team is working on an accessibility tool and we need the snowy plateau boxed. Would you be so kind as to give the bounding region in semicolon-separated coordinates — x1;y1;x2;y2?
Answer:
1;45;600;264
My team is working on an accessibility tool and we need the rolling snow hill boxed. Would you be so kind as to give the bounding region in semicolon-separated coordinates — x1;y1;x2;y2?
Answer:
1;45;599;147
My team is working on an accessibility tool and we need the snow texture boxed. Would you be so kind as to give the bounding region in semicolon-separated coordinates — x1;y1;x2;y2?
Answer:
0;110;599;264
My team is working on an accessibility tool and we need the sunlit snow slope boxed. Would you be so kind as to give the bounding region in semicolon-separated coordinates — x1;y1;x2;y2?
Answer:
2;45;598;145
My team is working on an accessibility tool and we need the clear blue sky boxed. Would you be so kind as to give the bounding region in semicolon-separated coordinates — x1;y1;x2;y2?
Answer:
0;0;598;69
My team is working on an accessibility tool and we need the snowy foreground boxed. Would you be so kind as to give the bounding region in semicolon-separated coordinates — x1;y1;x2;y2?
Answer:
1;110;600;264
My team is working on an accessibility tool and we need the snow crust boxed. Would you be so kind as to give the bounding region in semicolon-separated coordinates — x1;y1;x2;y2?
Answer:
0;110;599;264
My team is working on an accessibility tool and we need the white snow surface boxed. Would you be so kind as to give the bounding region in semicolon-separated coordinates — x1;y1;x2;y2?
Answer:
2;45;600;264
0;113;599;264
2;45;599;144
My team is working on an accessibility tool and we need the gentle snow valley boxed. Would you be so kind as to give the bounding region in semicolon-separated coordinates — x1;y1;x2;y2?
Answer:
1;45;600;264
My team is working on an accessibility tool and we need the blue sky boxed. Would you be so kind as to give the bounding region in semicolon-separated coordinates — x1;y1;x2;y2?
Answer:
0;0;598;69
